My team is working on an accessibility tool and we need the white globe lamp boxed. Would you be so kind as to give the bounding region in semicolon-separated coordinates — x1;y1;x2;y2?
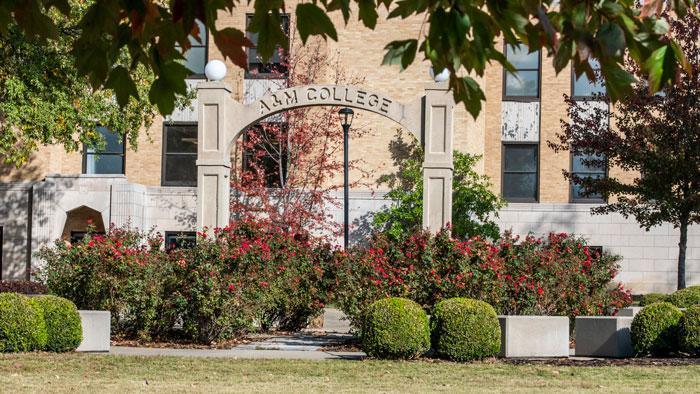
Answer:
205;60;227;81
429;67;450;82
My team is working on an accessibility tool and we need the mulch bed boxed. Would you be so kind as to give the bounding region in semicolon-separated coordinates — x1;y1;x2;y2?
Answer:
111;337;255;349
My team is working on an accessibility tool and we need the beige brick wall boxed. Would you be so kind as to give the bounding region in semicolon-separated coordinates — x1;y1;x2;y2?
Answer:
0;5;620;202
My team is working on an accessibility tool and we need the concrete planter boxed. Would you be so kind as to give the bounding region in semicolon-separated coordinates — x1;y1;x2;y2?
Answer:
76;311;111;352
617;307;643;317
575;316;633;358
498;316;569;358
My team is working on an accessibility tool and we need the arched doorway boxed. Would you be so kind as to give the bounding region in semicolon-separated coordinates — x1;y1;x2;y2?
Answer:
195;83;455;233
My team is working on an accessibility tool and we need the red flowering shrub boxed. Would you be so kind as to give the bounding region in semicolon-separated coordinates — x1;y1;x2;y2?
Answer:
37;220;334;344
332;229;631;328
168;221;334;343
37;224;166;339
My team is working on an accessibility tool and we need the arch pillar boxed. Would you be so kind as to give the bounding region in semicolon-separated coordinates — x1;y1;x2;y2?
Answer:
196;82;233;229
422;82;454;233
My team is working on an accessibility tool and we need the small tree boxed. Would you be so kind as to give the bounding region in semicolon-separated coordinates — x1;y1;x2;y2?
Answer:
230;34;372;238
550;16;700;290
372;132;505;240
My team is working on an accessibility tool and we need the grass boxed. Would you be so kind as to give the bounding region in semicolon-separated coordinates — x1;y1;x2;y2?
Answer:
1;353;698;393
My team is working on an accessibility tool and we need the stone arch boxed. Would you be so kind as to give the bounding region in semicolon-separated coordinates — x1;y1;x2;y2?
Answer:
61;205;106;240
195;82;454;234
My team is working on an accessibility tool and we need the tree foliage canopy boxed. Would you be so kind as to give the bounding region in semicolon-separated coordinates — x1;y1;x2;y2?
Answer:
1;0;695;118
0;3;157;166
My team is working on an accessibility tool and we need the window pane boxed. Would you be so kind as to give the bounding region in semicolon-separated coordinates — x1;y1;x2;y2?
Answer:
165;232;197;250
188;19;207;46
574;74;606;96
507;44;539;69
183;46;206;75
166;125;198;153
572;153;605;173
572;174;604;200
504;145;537;172
85;154;123;174
94;126;123;154
503;173;537;200
505;71;539;97
164;155;197;185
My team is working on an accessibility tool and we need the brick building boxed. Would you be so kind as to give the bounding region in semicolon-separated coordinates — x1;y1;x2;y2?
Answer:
0;5;697;293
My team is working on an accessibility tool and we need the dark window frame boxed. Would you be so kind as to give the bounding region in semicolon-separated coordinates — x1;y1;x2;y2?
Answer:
179;19;209;79
570;60;606;100
82;127;127;175
502;43;542;102
164;231;197;250
569;151;608;203
245;14;290;80
162;122;198;187
501;141;540;203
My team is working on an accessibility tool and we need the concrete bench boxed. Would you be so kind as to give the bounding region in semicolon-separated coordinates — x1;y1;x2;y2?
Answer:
498;316;569;358
575;316;633;358
76;311;111;352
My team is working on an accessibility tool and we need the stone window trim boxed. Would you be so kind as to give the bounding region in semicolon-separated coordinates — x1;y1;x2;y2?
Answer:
501;141;540;203
161;122;198;187
245;13;290;80
569;151;608;204
502;43;541;102
177;19;208;79
82;127;127;175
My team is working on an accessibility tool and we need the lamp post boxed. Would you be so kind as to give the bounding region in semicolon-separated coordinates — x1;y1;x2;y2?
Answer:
338;107;354;250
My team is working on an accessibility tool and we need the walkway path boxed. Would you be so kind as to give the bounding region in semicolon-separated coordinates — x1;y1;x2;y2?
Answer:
109;308;364;360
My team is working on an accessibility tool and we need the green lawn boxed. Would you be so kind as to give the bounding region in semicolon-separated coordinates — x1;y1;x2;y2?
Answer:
1;353;698;393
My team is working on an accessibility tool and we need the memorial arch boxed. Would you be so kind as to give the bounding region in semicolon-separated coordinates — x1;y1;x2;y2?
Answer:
195;82;454;233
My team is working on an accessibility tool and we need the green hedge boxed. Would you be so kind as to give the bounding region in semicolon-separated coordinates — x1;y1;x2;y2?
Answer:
679;305;700;356
0;293;47;352
631;302;682;356
639;293;669;306
30;295;82;352
361;297;429;359
667;286;700;308
431;298;501;361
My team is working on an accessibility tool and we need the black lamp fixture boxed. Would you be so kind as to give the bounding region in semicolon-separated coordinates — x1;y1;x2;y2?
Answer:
338;107;354;249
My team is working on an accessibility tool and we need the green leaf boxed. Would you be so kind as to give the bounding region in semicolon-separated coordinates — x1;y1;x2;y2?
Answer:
358;0;379;29
105;66;139;107
382;39;418;70
597;22;626;58
326;0;351;23
553;40;573;73
452;76;486;119
600;61;635;101
388;0;422;19
247;5;287;61
296;3;338;44
643;45;677;93
149;61;190;115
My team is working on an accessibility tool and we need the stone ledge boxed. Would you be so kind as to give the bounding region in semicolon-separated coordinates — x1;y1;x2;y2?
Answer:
498;315;569;358
76;311;111;352
575;316;633;358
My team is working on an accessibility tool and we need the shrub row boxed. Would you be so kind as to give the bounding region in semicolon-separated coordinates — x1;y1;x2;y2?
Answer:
334;229;632;328
631;302;700;356
38;221;334;343
639;286;700;308
361;297;501;361
0;293;81;352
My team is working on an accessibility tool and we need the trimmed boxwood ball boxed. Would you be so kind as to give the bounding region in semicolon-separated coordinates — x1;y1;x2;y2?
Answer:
679;305;700;356
631;302;682;356
29;295;82;352
361;297;430;359
0;293;47;352
667;286;700;308
431;298;501;361
640;293;669;306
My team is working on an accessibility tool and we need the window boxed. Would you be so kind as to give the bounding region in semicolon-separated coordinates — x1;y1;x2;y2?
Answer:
70;231;105;243
178;19;207;78
573;59;606;97
571;152;606;202
588;246;603;258
502;143;538;202
246;14;290;78
242;123;288;188
83;127;125;174
165;231;197;250
162;124;198;186
504;44;540;99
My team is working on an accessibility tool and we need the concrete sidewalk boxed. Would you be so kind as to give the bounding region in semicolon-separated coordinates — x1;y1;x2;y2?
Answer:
110;346;364;360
